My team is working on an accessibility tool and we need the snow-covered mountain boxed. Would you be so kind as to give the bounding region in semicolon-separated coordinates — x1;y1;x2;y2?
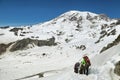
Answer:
0;10;120;80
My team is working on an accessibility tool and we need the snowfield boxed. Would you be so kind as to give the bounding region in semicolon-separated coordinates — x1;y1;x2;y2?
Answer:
0;10;120;80
0;43;119;80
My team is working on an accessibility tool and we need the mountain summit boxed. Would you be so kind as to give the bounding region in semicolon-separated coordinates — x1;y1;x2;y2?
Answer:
0;10;120;80
0;10;119;54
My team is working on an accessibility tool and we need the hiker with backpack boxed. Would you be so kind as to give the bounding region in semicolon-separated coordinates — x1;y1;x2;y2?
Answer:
82;55;91;75
79;57;86;74
74;55;91;75
81;55;91;75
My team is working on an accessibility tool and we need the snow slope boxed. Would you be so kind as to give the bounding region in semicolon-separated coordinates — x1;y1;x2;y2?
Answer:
11;43;120;80
0;10;120;80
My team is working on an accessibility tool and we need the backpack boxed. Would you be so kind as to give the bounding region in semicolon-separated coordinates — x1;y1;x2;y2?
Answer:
83;56;91;66
74;62;80;68
74;62;80;73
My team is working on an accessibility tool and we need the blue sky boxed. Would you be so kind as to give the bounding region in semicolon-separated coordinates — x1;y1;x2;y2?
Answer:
0;0;120;27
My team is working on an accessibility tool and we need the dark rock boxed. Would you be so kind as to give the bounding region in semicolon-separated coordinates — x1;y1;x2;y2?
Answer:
20;34;25;36
62;19;66;22
99;30;107;39
100;35;120;53
0;43;12;55
10;37;57;52
101;24;108;30
42;53;46;56
95;40;100;44
116;20;120;25
0;44;7;55
99;14;109;21
95;29;116;44
10;28;23;36
0;33;4;36
65;39;70;43
38;73;44;78
10;28;23;32
76;45;86;50
76;24;82;28
110;23;116;28
93;16;99;20
107;29;116;36
0;26;9;29
69;16;77;21
86;13;93;21
114;61;120;76
76;16;82;24
57;31;64;36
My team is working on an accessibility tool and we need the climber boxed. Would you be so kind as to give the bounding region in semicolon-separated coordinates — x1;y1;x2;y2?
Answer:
79;55;91;75
74;62;80;73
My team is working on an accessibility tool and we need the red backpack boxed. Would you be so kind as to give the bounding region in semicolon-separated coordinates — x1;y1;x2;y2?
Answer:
83;56;91;66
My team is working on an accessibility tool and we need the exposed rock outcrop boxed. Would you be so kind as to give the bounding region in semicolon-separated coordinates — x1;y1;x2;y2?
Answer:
100;35;120;53
0;37;57;55
0;43;12;55
98;14;109;21
9;28;23;36
10;37;57;52
114;61;120;76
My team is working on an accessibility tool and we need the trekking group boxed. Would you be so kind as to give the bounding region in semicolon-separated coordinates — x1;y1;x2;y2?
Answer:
74;55;91;75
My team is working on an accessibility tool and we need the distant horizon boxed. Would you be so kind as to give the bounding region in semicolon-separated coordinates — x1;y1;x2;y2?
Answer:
0;0;120;27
